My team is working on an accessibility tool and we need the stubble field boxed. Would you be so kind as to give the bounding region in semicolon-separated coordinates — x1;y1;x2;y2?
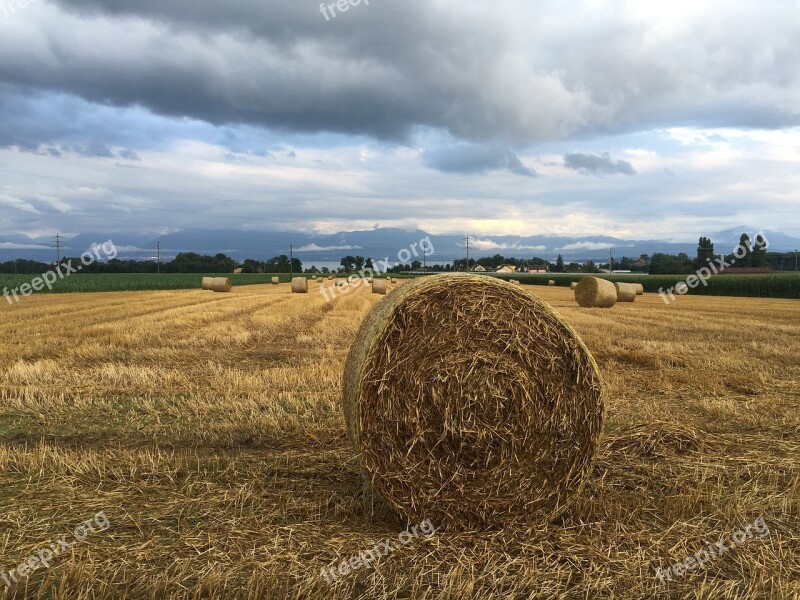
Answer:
0;280;798;599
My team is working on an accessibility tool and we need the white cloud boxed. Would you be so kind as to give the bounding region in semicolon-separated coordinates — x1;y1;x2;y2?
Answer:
294;244;362;252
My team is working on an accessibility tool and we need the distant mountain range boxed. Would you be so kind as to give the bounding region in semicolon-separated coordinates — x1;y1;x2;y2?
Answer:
1;226;797;266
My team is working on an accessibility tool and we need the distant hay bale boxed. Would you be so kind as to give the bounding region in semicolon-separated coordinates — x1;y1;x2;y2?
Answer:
271;277;280;285
291;277;308;294
614;282;637;302
391;278;397;283
366;278;373;284
372;279;387;295
570;282;578;290
210;277;232;293
336;279;346;288
633;283;644;295
548;280;556;286
575;277;617;308
201;277;214;290
343;274;604;528
328;276;334;280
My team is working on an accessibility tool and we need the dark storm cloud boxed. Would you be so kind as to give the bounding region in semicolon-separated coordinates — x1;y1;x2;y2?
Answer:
564;152;636;176
1;0;792;149
423;145;537;177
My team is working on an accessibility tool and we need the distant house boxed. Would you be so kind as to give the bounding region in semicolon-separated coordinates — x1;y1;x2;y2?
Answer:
527;265;548;273
471;265;487;272
496;265;517;273
233;268;243;274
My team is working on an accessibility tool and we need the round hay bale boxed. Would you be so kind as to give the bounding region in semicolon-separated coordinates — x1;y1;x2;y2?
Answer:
291;277;308;294
271;276;280;285
312;275;318;280
343;274;604;528
328;276;334;280
336;279;346;288
570;281;578;290
614;282;637;303
391;278;398;284
210;277;232;293
201;277;214;290
548;280;556;286
372;279;387;295
633;283;644;295
574;277;616;308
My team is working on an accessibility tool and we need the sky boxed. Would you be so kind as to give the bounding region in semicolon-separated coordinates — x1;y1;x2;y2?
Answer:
0;0;799;242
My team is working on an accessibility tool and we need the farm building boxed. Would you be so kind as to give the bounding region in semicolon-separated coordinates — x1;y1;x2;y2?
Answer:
527;266;548;273
471;265;487;272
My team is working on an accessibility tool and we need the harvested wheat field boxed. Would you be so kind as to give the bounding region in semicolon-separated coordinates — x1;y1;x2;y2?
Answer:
0;282;798;599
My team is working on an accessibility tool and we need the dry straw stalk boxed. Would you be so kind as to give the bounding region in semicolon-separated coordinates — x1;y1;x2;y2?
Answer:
291;277;308;294
574;277;617;308
343;274;604;528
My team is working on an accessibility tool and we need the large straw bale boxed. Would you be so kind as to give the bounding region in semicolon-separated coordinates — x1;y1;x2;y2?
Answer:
574;277;616;308
210;277;231;293
343;274;604;527
615;282;637;302
291;277;308;293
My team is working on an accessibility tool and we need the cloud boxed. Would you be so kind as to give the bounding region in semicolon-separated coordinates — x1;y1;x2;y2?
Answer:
423;145;537;176
564;152;636;176
294;243;362;252
470;239;546;251
557;241;614;251
0;242;51;250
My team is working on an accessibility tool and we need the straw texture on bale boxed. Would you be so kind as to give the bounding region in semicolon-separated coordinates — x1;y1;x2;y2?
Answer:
633;283;644;295
574;277;616;308
209;277;232;293
614;282;637;303
201;277;214;291
372;279;387;295
548;280;556;286
570;281;578;290
343;274;604;528
271;277;280;285
291;277;308;294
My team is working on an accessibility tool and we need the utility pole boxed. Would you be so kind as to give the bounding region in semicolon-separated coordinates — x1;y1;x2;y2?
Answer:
796;249;798;272
289;244;293;279
52;233;62;265
465;234;470;272
156;241;161;275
